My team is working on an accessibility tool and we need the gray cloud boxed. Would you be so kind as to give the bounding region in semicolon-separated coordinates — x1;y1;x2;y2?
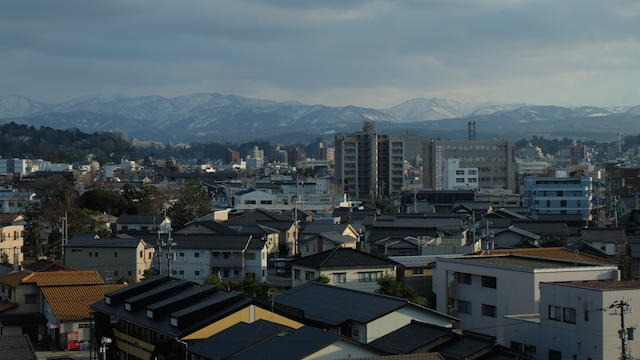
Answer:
0;0;638;108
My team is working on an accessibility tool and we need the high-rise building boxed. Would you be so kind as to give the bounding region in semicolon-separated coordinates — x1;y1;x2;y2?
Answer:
271;145;288;164
314;143;335;161
422;139;516;191
222;148;240;164
335;121;404;200
522;176;592;221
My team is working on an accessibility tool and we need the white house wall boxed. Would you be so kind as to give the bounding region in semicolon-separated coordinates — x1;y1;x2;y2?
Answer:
302;340;381;360
366;305;454;344
291;266;396;293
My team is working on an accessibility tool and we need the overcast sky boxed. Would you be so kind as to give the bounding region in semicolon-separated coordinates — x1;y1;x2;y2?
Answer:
1;0;639;109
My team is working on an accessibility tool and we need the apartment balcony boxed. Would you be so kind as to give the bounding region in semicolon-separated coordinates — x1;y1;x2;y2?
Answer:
211;258;242;267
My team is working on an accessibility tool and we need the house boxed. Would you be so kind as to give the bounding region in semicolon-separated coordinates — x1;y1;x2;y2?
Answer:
224;209;296;256
233;189;277;208
481;225;540;249
275;281;458;344
0;189;36;214
301;223;360;241
23;259;75;273
299;231;359;257
64;235;154;283
0;271;46;342
0;334;38;360
0;224;24;267
290;248;399;292
91;276;309;360
116;214;171;234
186;320;385;360
504;280;640;360
568;227;627;256
0;213;25;226
436;254;620;345
141;233;269;283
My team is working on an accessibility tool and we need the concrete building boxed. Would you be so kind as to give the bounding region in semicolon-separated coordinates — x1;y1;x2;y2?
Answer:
523;176;593;222
0;189;36;214
222;148;240;164
422;139;516;191
443;159;479;191
0;225;24;267
335;121;405;200
505;280;640;360
436;254;619;345
515;159;549;176
314;142;335;161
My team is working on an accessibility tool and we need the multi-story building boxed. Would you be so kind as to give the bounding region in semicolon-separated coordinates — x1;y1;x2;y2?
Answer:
335;121;405;200
443;159;478;190
422;139;516;191
0;225;24;267
314;143;335;161
570;143;587;164
271;145;289;164
523;176;593;221
222;148;240;164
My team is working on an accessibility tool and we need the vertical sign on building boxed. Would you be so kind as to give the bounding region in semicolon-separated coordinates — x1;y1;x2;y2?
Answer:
435;146;443;191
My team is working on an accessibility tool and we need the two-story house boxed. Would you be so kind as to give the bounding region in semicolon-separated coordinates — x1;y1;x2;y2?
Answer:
116;214;171;234
0;224;24;267
64;235;154;283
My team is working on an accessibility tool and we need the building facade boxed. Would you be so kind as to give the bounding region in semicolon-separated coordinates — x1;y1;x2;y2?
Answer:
523;176;593;221
422;139;516;191
335;121;404;200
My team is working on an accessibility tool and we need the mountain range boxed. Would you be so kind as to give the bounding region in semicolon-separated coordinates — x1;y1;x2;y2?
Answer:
1;93;638;144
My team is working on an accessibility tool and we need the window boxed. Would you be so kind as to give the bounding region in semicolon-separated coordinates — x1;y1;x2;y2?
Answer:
245;253;256;260
1;286;4;293
114;271;118;277
233;252;242;259
312;245;316;252
179;252;184;257
577;200;581;207
585;308;589;321
89;252;92;257
549;305;561;321
334;273;346;283
352;329;359;338
412;268;424;275
195;253;200;258
128;271;132;276
358;272;382;282
25;295;37;304
549;350;562;360
481;276;496;289
458;273;472;284
563;308;576;323
456;178;465;183
456;170;465;175
140;250;143;258
557;191;563;196
524;344;536;359
305;271;314;281
195;271;200;276
260;200;272;204
95;252;98;257
482;304;496;317
114;252;118;258
511;341;523;352
149;252;152;259
457;300;472;314
294;270;300;279
179;270;185;275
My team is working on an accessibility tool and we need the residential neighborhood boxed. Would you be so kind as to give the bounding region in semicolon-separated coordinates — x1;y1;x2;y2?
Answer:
3;121;640;359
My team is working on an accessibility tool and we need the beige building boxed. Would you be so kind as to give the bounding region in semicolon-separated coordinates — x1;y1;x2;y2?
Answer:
422;139;516;191
64;235;154;283
0;225;24;267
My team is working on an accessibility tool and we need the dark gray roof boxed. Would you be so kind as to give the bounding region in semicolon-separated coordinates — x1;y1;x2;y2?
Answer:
302;223;353;235
0;334;38;360
510;220;570;236
367;228;437;244
255;220;295;231
447;254;613;270
68;234;99;242
229;224;280;235
187;320;288;360
274;282;456;326
630;243;640;259
138;234;266;251
494;226;540;241
175;220;240;235
299;232;358;245
227;325;347;360
118;214;167;224
91;276;252;338
291;248;398;270
0;266;14;277
65;236;144;248
431;335;493;360
368;320;453;354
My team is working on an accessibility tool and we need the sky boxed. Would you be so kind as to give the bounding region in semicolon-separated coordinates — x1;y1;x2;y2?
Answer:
1;0;639;109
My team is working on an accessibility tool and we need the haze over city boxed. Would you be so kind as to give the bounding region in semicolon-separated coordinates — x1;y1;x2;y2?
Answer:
1;0;639;109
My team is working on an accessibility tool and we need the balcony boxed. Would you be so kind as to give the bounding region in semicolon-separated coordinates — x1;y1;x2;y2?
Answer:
211;258;242;267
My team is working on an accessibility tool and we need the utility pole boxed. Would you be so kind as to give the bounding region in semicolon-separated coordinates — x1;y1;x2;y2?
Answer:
413;188;418;213
60;212;67;265
609;300;636;360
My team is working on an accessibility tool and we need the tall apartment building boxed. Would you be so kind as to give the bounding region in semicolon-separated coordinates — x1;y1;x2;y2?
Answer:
522;176;593;221
222;148;240;164
422;140;516;191
314;143;335;161
335;122;404;200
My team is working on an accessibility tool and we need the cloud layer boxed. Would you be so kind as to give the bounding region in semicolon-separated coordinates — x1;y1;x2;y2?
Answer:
1;0;639;108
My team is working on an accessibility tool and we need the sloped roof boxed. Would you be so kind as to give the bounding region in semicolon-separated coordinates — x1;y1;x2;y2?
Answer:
302;223;356;236
117;214;167;225
369;320;453;354
431;334;493;360
367;228;437;244
0;334;38;360
23;259;75;272
0;271;32;287
229;224;280;235
0;213;24;226
139;234;266;251
42;284;125;320
0;300;18;313
579;228;627;243
453;254;615;269
21;270;104;286
299;232;358;245
66;236;145;248
338;355;445;360
274;282;456;326
225;208;292;224
291;248;398;270
510;220;570;236
175;220;240;235
495;226;540;241
68;234;100;242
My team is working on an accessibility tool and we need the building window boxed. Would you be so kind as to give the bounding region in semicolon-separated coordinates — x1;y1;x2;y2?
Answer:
358;272;382;282
585;308;589;321
511;341;523;352
305;271;314;281
563;308;576;323
25;295;37;304
560;200;567;207
456;170;465;175
457;300;472;314
481;276;496;289
549;350;562;360
114;252;118;258
149;252;152;259
260;200;272;204
549;305;561;321
557;191;563;196
412;268;424;275
195;253;200;258
312;245;316;252
482;304;496;317
114;271;118;277
128;271;132;276
179;253;184;257
294;270;300;279
195;271;200;276
245;253;256;260
95;252;98;257
140;250;143;258
456;178;465;183
334;273;346;283
89;252;92;257
524;344;537;359
458;273;472;284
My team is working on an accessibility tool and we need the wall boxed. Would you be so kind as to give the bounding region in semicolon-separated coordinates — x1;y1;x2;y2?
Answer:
367;305;453;344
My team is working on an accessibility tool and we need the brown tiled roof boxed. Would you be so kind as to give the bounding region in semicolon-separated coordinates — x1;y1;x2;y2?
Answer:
42;284;126;320
21;270;104;286
0;334;38;360
0;213;24;226
0;300;18;313
0;271;32;287
470;247;616;265
23;259;75;272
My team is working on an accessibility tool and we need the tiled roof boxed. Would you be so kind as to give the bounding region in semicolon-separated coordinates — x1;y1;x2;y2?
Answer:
0;312;47;326
431;335;493;360
338;355;444;360
579;228;627;243
291;248;398;270
299;232;358;245
302;223;355;236
0;271;32;287
0;213;24;226
367;228;437;244
0;300;18;313
21;270;104;286
559;280;640;291
0;334;38;360
138;234;266;251
66;236;145;248
225;208;292;224
175;220;240;235
470;247;616;265
452;254;616;269
23;259;75;272
369;320;453;354
41;284;125;320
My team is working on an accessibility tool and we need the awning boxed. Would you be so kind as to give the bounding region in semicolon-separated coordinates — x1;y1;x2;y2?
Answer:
47;321;60;329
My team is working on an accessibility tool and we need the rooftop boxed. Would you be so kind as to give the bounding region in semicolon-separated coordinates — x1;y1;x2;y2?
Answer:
558;280;640;291
469;247;616;265
444;254;615;270
291;248;398;270
41;284;125;320
22;270;104;286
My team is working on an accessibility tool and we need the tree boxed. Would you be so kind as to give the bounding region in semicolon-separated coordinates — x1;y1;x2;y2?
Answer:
116;276;135;284
79;188;130;216
313;275;330;284
1;253;9;266
141;269;153;281
163;157;179;173
376;273;427;306
24;202;46;257
204;274;225;288
67;208;110;239
167;182;211;228
373;200;390;213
